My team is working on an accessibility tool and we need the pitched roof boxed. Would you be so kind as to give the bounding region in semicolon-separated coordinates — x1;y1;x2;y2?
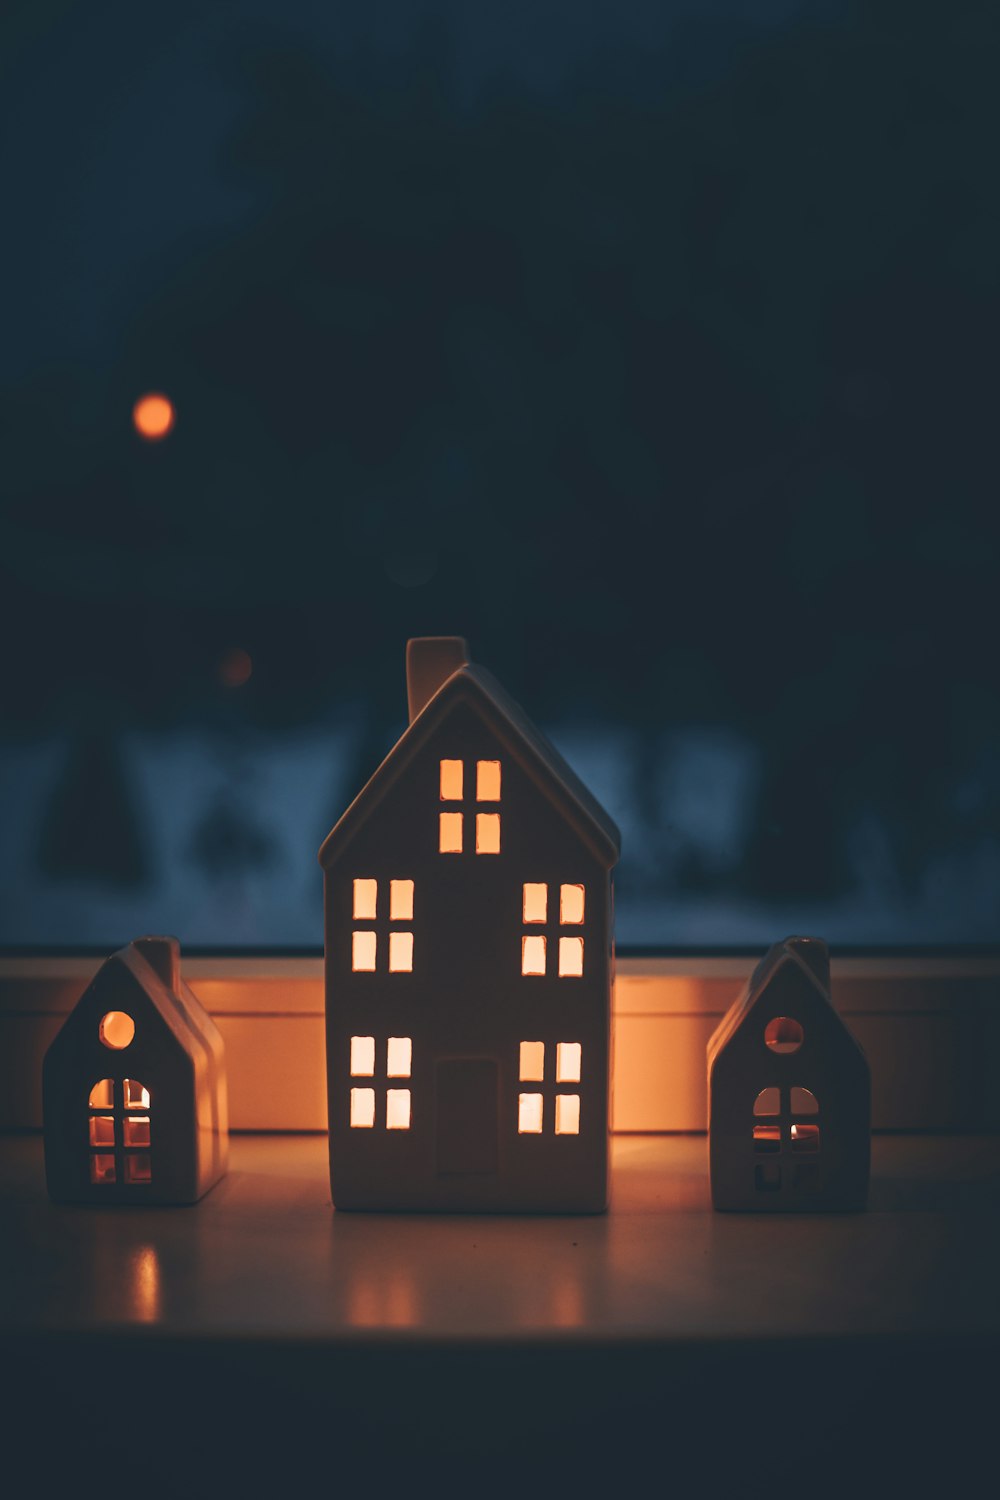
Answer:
706;936;831;1068
319;660;621;869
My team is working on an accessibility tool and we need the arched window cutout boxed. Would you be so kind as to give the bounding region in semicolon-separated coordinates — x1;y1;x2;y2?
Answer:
764;1016;803;1054
89;1079;114;1109
753;1087;780;1117
790;1087;819;1115
124;1079;150;1109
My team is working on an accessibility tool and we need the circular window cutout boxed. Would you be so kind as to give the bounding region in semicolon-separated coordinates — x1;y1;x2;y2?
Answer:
99;1011;135;1050
764;1016;803;1054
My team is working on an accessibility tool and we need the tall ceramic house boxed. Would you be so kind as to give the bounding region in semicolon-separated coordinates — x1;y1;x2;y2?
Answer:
707;936;870;1212
43;935;228;1205
319;637;620;1212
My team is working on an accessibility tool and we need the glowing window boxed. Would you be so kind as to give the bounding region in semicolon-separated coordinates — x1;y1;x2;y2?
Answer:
351;1088;376;1128
518;1093;544;1134
753;1087;781;1117
89;1116;115;1147
89;1079;114;1109
389;932;414;973
390;879;414;921
476;812;501;854
753;1125;781;1153
440;759;464;800
90;1154;116;1185
353;878;378;920
555;1095;580;1135
386;1089;411;1130
476;760;501;801
350;1036;376;1076
556;1042;582;1084
124;1079;150;1110
124;1155;152;1184
558;937;584;978
764;1016;804;1054
522;883;547;923
124;1116;151;1148
99;1011;135;1050
439;811;463;853
352;931;377;972
560;884;585;924
522;935;547;976
791;1087;819;1115
791;1124;820;1153
387;1037;412;1077
519;1041;545;1082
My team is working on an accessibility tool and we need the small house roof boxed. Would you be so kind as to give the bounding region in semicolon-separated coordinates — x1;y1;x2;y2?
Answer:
319;655;621;870
706;936;833;1069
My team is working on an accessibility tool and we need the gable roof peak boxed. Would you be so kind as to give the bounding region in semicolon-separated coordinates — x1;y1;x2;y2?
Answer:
132;935;181;993
406;637;470;722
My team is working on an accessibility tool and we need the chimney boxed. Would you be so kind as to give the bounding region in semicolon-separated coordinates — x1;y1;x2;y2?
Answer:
406;637;469;722
134;935;181;992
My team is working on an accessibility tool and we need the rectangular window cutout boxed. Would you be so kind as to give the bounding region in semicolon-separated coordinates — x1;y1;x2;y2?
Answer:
790;1124;820;1153
755;1163;782;1192
350;1036;376;1076
124;1116;151;1148
351;1088;376;1128
558;936;584;978
476;760;501;801
90;1153;116;1184
519;1041;545;1082
518;1093;544;1134
439;811;463;853
390;878;414;921
353;878;378;920
560;884;585;924
556;1042;582;1084
753;1125;781;1153
522;935;547;976
439;759;463;800
124;1154;152;1184
124;1079;150;1110
790;1087;819;1115
387;1036;412;1078
386;1089;411;1130
89;1116;115;1147
352;931;377;972
476;812;501;854
89;1079;114;1109
522;882;547;923
555;1094;581;1135
389;932;414;972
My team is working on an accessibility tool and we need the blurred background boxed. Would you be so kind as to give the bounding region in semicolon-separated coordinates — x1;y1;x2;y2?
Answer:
1;0;998;950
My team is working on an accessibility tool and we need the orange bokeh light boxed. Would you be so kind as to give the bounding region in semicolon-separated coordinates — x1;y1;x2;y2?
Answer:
132;393;175;440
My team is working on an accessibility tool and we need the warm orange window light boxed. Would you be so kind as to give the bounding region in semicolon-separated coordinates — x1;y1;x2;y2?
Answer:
124;1116;151;1148
558;936;584;978
522;935;546;976
476;760;501;801
350;1036;376;1076
439;759;463;800
791;1087;819;1114
518;1093;544;1134
124;1079;150;1109
753;1125;781;1151
522;882;547;923
351;1088;376;1128
385;1089;411;1130
753;1087;780;1117
389;932;414;972
132;392;175;441
89;1116;115;1147
791;1124;820;1152
519;1041;545;1082
560;883;585;924
125;1155;152;1184
390;878;414;920
476;812;500;854
99;1011;135;1050
556;1042;582;1084
555;1095;580;1135
353;878;378;919
764;1016;804;1053
352;931;377;971
89;1079;114;1109
90;1154;116;1184
439;811;463;853
386;1037;412;1077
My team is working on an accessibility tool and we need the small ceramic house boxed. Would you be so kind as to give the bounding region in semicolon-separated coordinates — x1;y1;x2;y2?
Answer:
319;637;621;1212
43;936;228;1204
707;936;870;1211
